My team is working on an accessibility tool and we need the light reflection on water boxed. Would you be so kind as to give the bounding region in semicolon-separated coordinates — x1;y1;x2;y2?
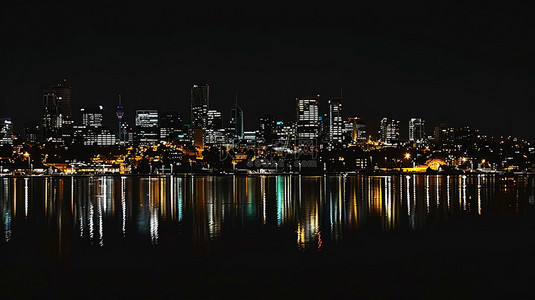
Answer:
0;174;533;252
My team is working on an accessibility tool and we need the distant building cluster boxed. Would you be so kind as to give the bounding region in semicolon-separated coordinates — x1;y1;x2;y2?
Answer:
0;80;533;175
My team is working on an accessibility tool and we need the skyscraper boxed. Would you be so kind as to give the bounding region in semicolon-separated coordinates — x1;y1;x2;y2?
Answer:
81;106;104;128
259;114;275;144
379;117;400;145
296;96;320;146
23;122;41;143
159;111;184;141
0;118;13;145
409;118;426;144
74;106;115;146
230;93;244;139
42;80;73;143
207;109;223;130
328;98;343;144
190;85;209;129
352;117;367;142
135;110;159;144
116;95;124;142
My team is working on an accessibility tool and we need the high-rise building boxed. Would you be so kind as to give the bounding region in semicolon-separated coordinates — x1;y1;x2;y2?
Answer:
320;113;330;144
342;119;353;143
259;114;275;144
230;94;244;140
73;106;115;146
296;96;320;146
42;90;61;143
273;120;295;146
135;110;159;144
81;106;104;128
207;109;223;130
205;109;225;145
190;85;209;129
116;95;124;142
409;118;426;144
121;122;134;145
379;117;400;145
0;118;13;145
24;122;41;143
328;98;343;144
159;111;184;141
352;117;367;142
42;80;73;143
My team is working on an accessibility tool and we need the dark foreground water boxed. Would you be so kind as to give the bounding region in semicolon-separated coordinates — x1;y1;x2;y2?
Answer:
1;174;534;298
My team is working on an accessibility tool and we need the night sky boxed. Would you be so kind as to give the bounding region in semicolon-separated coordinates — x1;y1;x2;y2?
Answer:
2;2;535;139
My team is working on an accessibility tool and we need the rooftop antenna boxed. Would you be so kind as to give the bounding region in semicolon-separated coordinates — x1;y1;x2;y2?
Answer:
235;91;238;106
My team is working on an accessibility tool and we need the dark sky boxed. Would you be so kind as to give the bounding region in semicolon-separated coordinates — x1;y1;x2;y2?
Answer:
2;1;535;139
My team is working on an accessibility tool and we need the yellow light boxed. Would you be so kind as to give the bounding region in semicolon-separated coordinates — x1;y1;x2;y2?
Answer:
23;152;30;158
481;159;486;164
404;153;411;159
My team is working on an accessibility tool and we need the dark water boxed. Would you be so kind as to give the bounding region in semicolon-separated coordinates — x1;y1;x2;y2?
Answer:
1;174;534;298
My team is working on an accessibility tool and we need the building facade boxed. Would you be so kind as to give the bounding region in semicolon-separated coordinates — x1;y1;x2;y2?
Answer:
190;85;209;129
379;117;400;145
296;96;320;146
135;110;159;144
409;118;426;144
328;98;343;144
0;118;13;145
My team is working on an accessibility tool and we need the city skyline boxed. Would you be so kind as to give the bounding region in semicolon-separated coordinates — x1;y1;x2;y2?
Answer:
2;2;535;140
2;3;534;298
0;79;530;144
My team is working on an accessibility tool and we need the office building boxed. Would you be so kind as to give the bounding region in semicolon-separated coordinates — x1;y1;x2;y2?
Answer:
0;118;13;145
273;120;295;146
296;96;320;146
159;111;184;142
352;117;367;142
230;96;244;139
81;106;104;128
24;123;41;143
259;115;275;144
409;118;426;144
42;80;73;143
116;95;124;142
135;110;159;144
191;85;209;129
207;109;223;130
379;117;400;145
328;98;343;144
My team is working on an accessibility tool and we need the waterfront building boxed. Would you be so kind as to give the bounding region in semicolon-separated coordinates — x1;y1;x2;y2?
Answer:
42;80;73;143
296;96;320;146
0;118;13;145
191;84;209;129
379;117;400;145
409;118;426;144
159;111;184;142
116;95;124;142
328;98;343;144
230;95;244;140
135;110;159;144
259;114;275;144
352;117;367;142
